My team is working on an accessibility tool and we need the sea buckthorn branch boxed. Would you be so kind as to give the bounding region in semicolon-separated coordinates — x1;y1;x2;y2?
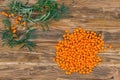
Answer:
8;0;68;30
0;0;68;50
54;28;106;75
0;13;37;51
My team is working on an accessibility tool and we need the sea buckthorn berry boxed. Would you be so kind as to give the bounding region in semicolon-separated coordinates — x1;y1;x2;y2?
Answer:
65;30;69;33
16;16;22;21
15;20;19;24
11;13;14;17
108;45;112;49
1;11;9;17
65;71;72;75
12;29;17;34
54;27;107;75
98;33;102;37
9;13;14;18
21;22;26;26
11;25;16;30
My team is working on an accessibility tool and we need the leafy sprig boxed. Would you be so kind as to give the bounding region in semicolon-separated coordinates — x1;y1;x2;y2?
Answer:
8;0;68;30
1;18;37;51
0;0;68;51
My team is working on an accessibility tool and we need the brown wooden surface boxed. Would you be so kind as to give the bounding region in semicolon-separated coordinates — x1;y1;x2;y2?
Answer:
0;0;120;80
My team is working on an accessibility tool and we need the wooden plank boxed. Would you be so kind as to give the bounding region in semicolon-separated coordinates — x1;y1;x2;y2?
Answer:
0;50;119;67
0;64;116;80
103;31;120;42
1;0;120;8
0;0;120;80
114;67;120;80
57;0;120;8
0;0;38;6
0;24;119;64
0;26;119;42
0;29;119;51
0;52;41;62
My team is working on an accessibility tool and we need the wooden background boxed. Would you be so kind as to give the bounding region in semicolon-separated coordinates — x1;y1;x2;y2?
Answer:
0;0;120;80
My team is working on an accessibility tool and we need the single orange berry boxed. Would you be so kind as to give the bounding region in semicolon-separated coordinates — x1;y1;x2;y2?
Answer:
108;45;112;49
15;20;19;24
11;27;16;30
11;25;17;30
65;71;71;75
11;13;14;17
21;22;26;26
12;29;17;34
52;58;56;62
17;16;22;21
65;30;69;33
98;34;102;37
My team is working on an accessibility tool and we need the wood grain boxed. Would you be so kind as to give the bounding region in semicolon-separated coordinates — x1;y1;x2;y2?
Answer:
0;0;120;80
0;64;116;80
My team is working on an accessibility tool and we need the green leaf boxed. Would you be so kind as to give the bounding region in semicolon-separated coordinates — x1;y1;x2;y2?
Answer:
20;44;26;49
20;41;36;51
33;14;46;22
2;18;11;27
41;12;50;22
27;46;32;51
60;3;69;16
21;8;33;13
2;0;68;51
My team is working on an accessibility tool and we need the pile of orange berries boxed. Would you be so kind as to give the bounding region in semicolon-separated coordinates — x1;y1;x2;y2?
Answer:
55;28;106;75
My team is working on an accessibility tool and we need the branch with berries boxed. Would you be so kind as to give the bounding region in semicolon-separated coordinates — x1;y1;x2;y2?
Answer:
8;0;68;30
0;0;68;51
0;10;37;51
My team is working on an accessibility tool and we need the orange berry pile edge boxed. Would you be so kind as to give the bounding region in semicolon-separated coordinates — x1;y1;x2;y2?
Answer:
54;28;106;75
